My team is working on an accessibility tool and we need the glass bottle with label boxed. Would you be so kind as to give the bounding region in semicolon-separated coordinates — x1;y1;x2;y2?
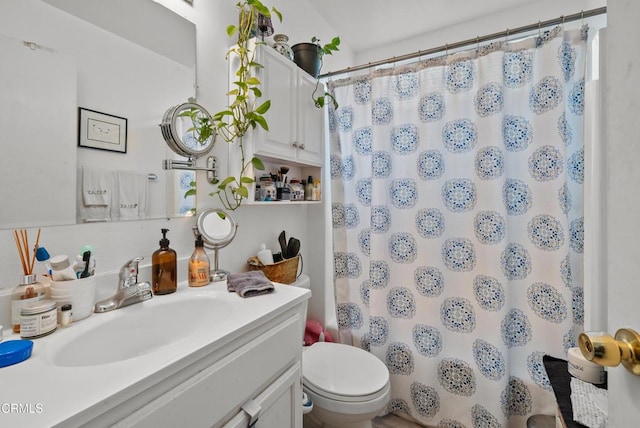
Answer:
11;274;46;334
189;234;210;287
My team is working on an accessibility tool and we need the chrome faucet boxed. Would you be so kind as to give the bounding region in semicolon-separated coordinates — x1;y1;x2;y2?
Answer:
94;257;153;313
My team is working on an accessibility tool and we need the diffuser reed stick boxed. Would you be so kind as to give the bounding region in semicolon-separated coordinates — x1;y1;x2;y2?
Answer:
13;228;40;275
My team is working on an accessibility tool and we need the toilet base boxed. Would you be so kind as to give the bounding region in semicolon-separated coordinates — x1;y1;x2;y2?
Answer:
303;403;381;428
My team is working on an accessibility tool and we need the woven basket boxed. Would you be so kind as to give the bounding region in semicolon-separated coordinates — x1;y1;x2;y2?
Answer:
247;254;301;284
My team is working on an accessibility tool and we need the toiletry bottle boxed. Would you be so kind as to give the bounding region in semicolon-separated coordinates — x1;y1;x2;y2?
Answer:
257;243;274;265
188;234;210;287
152;228;177;295
11;274;46;334
305;175;313;201
312;179;321;201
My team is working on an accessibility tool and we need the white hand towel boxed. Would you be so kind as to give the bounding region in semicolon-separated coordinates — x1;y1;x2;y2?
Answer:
77;167;112;222
116;170;148;220
82;166;111;206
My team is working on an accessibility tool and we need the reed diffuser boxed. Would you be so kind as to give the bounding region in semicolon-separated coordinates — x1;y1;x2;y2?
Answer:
11;228;47;333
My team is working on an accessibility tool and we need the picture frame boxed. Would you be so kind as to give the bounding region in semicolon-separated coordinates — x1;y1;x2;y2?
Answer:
78;108;128;153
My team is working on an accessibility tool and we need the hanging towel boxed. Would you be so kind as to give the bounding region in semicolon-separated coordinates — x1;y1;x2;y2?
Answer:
116;170;148;220
77;167;112;222
227;271;274;298
82;166;111;206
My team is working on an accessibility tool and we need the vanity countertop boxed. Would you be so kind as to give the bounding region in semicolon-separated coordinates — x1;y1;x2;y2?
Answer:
0;281;310;427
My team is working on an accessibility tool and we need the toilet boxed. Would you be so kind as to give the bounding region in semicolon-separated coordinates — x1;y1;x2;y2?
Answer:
293;275;391;428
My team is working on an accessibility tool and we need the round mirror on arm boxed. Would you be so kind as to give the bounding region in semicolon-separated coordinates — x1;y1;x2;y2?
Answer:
160;101;216;158
195;209;238;282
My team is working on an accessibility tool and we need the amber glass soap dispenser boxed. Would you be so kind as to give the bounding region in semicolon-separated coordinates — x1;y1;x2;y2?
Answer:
189;234;210;287
152;228;177;295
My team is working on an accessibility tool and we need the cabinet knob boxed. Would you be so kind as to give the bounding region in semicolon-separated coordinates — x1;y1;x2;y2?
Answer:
299;143;305;150
292;142;298;148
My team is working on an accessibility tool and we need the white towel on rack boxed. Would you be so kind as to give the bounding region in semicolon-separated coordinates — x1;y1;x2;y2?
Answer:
76;167;112;222
116;170;148;220
82;166;111;206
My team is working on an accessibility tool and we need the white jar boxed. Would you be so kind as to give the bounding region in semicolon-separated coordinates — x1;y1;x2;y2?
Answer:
20;300;57;339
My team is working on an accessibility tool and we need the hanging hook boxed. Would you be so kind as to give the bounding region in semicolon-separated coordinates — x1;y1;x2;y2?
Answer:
561;15;566;29
581;10;585;26
538;21;542;37
476;36;480;52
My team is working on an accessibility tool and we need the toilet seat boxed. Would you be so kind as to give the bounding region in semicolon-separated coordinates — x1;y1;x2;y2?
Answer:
302;342;389;403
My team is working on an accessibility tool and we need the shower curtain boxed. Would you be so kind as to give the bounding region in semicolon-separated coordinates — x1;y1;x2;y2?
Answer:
329;26;586;427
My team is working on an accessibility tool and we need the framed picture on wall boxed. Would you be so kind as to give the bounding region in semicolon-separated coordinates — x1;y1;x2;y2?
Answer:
78;108;128;153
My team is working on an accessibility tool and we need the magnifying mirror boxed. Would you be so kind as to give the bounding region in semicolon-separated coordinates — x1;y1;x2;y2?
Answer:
161;101;215;158
195;209;238;282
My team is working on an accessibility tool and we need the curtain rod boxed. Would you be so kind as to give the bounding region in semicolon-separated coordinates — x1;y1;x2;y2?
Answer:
320;6;606;79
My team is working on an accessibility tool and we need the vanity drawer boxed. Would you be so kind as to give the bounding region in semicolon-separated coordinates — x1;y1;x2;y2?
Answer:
115;312;302;428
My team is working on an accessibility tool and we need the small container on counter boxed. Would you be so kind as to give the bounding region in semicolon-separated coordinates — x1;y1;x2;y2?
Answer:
59;304;73;328
50;255;78;281
11;274;47;334
20;299;57;339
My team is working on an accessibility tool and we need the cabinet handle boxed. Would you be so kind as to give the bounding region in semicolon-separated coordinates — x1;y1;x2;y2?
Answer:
241;399;262;427
299;143;305;150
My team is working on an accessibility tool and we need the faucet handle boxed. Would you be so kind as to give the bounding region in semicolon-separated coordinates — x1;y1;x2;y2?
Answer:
120;257;144;287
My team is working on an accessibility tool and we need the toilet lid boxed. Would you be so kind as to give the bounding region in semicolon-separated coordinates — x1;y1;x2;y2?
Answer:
302;342;389;400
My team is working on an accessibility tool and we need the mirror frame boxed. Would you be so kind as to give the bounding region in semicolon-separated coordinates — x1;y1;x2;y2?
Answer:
160;102;216;159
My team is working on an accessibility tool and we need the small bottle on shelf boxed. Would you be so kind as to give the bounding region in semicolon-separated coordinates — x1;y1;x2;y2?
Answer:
312;179;321;201
305;176;313;201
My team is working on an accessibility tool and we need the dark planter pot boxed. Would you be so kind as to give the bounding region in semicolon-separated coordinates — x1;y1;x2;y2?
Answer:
292;42;321;78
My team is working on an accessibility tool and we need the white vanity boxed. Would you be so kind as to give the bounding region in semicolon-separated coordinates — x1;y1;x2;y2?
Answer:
0;282;310;427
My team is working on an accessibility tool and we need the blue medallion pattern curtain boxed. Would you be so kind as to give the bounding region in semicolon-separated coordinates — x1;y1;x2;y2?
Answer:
328;26;587;427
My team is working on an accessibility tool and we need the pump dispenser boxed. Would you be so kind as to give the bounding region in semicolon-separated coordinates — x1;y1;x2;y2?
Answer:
152;228;177;295
189;234;210;287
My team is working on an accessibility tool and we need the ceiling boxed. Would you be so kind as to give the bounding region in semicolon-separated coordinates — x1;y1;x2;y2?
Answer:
307;0;540;53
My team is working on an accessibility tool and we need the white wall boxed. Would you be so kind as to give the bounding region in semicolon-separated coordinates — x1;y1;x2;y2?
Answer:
604;0;640;424
356;0;606;66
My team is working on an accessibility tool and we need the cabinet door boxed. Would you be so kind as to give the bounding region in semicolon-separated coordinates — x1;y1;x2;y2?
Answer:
223;363;302;428
255;47;297;161
296;72;324;166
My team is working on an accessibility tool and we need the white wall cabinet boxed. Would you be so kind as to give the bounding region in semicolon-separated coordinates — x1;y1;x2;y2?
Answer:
252;45;324;167
228;44;324;204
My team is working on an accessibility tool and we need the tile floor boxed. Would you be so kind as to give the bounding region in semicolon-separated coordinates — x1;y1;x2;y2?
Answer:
372;414;427;427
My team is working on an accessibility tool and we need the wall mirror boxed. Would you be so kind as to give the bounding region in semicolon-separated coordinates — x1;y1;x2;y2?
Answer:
0;0;197;228
195;209;238;282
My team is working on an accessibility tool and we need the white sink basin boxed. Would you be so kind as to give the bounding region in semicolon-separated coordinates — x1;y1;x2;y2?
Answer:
52;294;232;367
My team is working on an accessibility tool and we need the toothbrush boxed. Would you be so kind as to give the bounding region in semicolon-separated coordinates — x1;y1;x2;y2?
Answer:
79;251;92;278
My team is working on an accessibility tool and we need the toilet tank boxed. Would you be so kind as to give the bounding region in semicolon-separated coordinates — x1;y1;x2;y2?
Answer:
290;274;310;290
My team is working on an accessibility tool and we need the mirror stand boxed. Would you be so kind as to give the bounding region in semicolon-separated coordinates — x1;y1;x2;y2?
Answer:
161;100;218;183
194;209;238;282
163;156;218;184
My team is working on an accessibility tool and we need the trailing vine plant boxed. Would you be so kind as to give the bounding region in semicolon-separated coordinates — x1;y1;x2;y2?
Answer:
310;36;340;110
209;0;282;210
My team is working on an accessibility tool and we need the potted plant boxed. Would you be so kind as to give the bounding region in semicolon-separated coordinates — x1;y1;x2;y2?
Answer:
292;36;340;109
209;0;282;211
